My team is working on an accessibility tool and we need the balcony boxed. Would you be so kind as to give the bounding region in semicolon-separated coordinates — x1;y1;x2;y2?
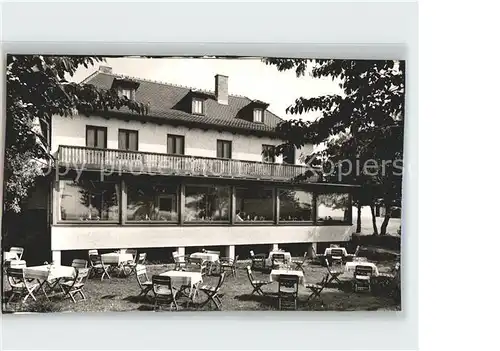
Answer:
56;145;317;182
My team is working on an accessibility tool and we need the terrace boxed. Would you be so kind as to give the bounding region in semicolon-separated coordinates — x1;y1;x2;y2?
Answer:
56;145;318;182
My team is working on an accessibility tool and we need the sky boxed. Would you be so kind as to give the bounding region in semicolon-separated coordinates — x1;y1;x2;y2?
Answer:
70;57;343;123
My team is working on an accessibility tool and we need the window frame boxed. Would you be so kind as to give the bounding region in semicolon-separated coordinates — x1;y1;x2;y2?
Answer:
118;87;132;99
262;144;276;163
183;184;231;224
316;192;352;225
85;125;107;149
125;183;179;224
277;187;314;224
118;129;139;151
167;134;185;155
234;186;275;224
192;97;205;115
216;139;232;159
58;178;120;224
253;108;264;123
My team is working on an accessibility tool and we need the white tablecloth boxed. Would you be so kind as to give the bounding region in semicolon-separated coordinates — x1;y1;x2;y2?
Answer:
270;269;305;285
344;262;379;276
190;252;219;262
24;265;76;281
101;253;134;265
160;270;203;289
324;247;348;256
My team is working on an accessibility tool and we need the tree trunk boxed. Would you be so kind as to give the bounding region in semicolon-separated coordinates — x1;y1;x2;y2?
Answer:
370;204;379;235
380;206;393;235
356;203;362;233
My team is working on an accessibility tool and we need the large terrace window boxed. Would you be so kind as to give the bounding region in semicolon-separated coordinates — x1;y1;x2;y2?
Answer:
317;193;351;224
59;179;119;222
184;185;230;222
235;186;274;222
127;183;178;222
278;189;313;222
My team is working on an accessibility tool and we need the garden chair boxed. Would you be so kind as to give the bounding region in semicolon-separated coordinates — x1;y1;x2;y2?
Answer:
184;257;208;275
199;272;226;310
325;258;343;286
9;247;24;260
88;250;111;280
305;273;329;305
327;248;345;266
277;274;299;310
271;253;286;269
137;252;147;265
354;265;374;292
292;252;307;272
310;246;325;265
122;249;138;276
250;250;267;271
71;259;88;269
135;264;153;297
172;251;187;271
6;267;40;303
60;267;90;303
151;275;178;311
246;266;271;296
219;255;239;277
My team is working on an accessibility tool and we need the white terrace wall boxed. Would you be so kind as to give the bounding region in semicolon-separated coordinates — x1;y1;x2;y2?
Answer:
51;114;314;165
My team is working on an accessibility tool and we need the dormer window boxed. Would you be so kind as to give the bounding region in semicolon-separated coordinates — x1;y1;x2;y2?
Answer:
253;108;264;123
192;97;204;115
118;87;132;99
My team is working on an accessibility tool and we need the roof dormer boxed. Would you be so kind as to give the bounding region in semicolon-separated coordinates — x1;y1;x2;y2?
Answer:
238;99;269;124
111;77;140;101
189;89;211;115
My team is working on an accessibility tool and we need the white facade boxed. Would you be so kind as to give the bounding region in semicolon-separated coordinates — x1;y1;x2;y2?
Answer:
51;114;314;165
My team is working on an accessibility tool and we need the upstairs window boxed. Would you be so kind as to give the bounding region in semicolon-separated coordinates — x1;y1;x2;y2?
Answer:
217;140;232;159
118;87;132;99
253;108;264;123
262;144;276;163
283;145;295;165
167;134;185;155
86;125;107;149
192;98;204;115
118;129;138;151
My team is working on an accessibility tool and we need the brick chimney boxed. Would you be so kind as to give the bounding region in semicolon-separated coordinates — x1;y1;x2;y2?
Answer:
99;65;112;74
215;74;228;105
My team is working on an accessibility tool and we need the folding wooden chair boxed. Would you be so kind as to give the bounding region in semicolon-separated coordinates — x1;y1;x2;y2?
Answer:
152;275;178;311
199;272;226;310
325;258;343;285
88;250;111;280
71;259;88;269
246;266;271;295
136;252;147;265
184;257;208;275
354;265;374;292
305;273;329;305
9;247;24;260
277;274;299;310
60;267;90;303
292;252;307;272
250;250;267;271
328;248;345;266
219;255;239;277
122;249;138;276
6;267;40;303
271;253;286;269
310;246;325;265
135;264;153;297
172;251;187;271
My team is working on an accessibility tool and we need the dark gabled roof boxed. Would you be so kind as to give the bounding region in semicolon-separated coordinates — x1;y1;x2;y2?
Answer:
82;71;285;135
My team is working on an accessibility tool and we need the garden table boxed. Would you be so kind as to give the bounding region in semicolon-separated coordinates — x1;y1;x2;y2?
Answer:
24;264;76;300
344;261;379;276
270;269;305;285
160;270;203;301
101;252;134;275
266;251;292;267
190;252;219;262
324;247;348;256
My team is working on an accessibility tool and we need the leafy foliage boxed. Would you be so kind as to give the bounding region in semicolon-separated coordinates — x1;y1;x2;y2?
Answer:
263;58;405;235
4;55;148;213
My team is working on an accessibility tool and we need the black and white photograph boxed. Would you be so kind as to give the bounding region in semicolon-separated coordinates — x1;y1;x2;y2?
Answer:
2;55;404;313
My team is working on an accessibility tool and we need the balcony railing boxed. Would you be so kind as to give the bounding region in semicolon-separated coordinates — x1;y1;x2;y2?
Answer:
57;145;317;182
